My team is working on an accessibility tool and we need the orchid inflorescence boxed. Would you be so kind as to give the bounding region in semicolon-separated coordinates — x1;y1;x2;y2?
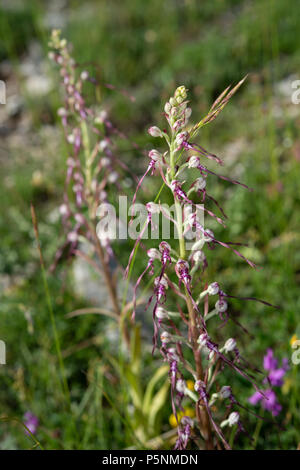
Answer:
128;83;278;449
49;30;134;345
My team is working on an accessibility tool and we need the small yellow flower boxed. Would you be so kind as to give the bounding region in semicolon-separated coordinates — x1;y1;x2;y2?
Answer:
186;380;195;391
169;407;195;428
290;334;298;347
282;377;293;395
184;407;195;419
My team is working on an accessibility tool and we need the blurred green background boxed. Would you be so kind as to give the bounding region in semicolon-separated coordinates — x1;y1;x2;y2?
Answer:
0;0;299;449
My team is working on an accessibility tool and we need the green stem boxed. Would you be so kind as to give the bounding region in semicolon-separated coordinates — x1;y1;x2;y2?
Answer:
252;410;264;449
229;424;237;448
169;138;213;449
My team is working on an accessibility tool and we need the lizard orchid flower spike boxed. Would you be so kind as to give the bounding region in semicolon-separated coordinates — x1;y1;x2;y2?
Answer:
128;83;279;449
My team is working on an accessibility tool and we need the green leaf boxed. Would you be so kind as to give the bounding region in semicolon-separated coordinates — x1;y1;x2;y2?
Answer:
143;364;169;415
148;379;170;430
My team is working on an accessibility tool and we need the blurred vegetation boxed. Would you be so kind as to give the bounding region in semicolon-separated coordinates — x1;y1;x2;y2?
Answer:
0;0;299;449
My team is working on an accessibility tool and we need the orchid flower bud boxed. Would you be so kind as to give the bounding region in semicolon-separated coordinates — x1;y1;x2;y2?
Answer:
167;347;180;362
148;149;161;161
108;172;118;183
156;306;169;320
148;126;163;137
94;110;108;124
175;85;187;100
194;177;207;191
99;139;109;151
155;275;168;289
176;379;187;395
59;204;69;216
175;131;188;147
191;250;205;264
203;229;214;242
159;241;171;253
80;70;89;80
101;157;110;167
164;102;171;114
194;379;205;393
161;331;171;344
57;107;67;117
67;133;75;144
171;106;178;117
147;248;160;259
181;416;193;427
146;202;160;214
207;282;219;296
224;338;237;353
220;386;232;399
215;299;228;313
197;333;209;348
67;231;78;243
188;156;200;168
228;411;240;426
221;411;240;429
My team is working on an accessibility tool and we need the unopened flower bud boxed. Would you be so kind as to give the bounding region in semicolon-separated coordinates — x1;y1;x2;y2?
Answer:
57;107;67;117
161;331;171;343
207;282;219;296
215;299;228;313
171;106;178;117
154;276;168;289
224;338;236;353
159;241;171;252
175;85;187;100
164;102;171;114
197;333;209;348
194;177;206;191
95;110;108;124
175;131;188;147
108;171;118;183
147;248;160;259
59;204;69;216
74;213;85;225
146;202;160;214
176;259;189;270
203;229;214;242
176;379;187;395
220;386;231;399
67;134;75;144
101;157;110;167
80;70;89;80
191;250;205;264
99;140;109;151
156;307;168;320
194;380;205;392
228;411;239;426
148;149;161;161
188;156;200;168
181;416;193;427
167;348;180;362
67;231;78;243
148;126;163;138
